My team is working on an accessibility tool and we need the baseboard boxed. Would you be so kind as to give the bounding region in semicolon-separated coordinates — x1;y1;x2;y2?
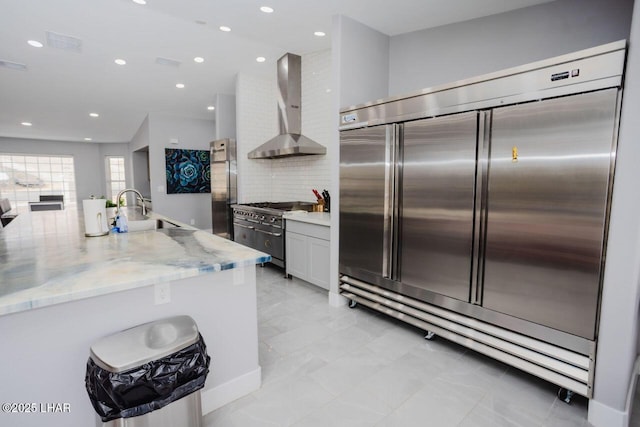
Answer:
329;290;347;307
589;354;640;427
200;366;262;415
589;398;628;427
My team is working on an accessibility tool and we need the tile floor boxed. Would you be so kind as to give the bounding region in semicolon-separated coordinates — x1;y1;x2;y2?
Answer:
204;265;591;427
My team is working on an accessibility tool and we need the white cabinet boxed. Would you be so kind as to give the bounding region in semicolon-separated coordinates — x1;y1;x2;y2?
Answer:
286;218;330;290
286;232;308;279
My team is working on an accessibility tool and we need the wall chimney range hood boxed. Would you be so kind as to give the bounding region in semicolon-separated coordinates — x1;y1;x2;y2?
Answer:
247;53;326;159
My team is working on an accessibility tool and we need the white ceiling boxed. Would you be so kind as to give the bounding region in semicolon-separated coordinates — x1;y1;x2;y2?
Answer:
0;0;553;143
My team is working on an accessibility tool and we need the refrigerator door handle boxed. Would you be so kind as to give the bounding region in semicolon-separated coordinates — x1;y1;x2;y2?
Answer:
391;124;402;280
471;111;491;305
382;124;399;280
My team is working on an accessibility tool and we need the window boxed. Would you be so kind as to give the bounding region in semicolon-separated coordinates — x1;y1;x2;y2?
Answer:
106;156;127;204
0;154;77;209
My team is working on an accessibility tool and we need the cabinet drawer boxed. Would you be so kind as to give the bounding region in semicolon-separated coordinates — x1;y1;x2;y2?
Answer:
286;220;330;241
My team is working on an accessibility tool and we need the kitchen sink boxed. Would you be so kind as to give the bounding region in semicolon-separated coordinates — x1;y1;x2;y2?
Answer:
127;218;179;232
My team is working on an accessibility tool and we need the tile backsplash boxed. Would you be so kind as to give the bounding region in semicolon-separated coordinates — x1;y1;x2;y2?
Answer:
236;49;332;203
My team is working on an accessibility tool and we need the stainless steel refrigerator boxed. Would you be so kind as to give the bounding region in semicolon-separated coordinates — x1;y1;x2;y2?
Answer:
210;138;237;239
339;40;626;398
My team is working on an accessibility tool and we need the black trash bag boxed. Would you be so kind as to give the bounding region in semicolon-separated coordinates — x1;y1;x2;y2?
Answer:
85;333;210;422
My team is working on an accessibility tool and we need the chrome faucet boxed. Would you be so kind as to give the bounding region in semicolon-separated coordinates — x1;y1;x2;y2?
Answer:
115;188;147;216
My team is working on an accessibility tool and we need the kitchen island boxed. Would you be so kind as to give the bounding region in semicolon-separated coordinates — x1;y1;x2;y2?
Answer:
0;207;269;427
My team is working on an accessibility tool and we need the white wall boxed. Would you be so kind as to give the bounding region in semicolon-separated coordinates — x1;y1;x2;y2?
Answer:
214;94;236;140
130;117;151;199
389;0;634;95
236;50;332;204
131;149;150;200
146;113;215;229
335;15;390;108
235;73;275;202
589;0;640;425
130;115;150;152
0;137;129;204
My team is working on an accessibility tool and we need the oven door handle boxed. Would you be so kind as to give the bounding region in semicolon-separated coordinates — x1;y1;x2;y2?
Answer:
234;222;255;230
255;229;282;237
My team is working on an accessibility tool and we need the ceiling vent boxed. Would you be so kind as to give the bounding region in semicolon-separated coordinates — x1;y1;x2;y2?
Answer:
46;31;82;52
155;57;181;67
0;60;27;71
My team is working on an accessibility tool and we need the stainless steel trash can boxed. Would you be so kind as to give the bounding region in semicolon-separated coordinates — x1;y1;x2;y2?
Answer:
85;315;210;427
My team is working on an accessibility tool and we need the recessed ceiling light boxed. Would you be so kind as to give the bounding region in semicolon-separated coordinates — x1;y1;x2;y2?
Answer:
207;106;215;111
21;122;32;126
84;137;92;141
219;26;231;32
194;57;204;63
195;20;207;25
27;40;43;48
132;0;146;4
256;56;266;63
260;6;274;13
89;113;99;118
314;31;326;37
176;83;185;89
114;58;126;65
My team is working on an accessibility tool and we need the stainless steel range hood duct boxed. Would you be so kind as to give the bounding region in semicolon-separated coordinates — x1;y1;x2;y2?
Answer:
248;53;326;159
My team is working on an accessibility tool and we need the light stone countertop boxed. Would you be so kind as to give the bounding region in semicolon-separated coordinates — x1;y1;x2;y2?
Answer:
283;211;331;227
0;207;270;316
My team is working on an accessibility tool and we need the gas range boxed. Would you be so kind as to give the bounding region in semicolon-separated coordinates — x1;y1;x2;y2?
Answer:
231;201;315;269
232;201;316;216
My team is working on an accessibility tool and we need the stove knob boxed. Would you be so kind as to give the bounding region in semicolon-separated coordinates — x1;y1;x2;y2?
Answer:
260;215;265;221
270;217;276;222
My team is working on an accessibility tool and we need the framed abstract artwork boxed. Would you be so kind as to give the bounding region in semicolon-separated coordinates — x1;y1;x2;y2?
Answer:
165;148;210;194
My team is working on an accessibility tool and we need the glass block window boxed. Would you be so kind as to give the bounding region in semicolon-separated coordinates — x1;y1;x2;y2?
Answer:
0;153;77;209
